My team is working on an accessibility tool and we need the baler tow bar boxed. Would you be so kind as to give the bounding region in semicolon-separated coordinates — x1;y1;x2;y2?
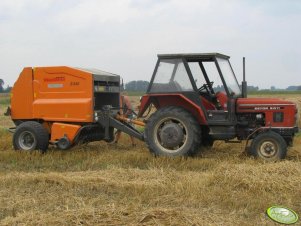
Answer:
116;115;146;127
97;106;146;142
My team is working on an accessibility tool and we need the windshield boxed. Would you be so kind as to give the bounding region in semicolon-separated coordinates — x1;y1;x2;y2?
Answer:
188;61;228;94
216;58;241;96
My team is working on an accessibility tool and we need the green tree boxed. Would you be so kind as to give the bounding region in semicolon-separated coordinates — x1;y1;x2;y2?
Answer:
125;80;149;92
0;79;4;93
5;85;12;92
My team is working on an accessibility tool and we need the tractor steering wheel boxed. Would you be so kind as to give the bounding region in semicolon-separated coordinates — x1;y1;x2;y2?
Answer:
198;81;214;93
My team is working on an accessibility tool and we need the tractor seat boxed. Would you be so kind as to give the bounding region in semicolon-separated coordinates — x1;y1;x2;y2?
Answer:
215;91;228;110
199;91;228;111
200;96;216;110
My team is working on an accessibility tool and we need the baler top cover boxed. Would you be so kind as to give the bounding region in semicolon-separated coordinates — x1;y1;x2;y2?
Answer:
76;67;120;82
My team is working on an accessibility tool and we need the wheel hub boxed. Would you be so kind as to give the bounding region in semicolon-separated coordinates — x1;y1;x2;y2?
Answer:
159;123;184;148
260;141;277;157
19;131;36;150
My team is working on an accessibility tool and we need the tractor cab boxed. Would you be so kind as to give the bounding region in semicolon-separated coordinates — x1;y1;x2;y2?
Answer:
142;53;242;125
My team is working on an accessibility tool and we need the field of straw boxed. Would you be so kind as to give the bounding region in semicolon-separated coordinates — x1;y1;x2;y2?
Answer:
0;94;300;225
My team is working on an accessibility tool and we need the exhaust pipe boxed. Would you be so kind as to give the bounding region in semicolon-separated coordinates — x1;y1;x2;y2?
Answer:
242;57;247;98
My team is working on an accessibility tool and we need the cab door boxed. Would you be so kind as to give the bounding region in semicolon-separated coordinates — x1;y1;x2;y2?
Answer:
186;59;236;126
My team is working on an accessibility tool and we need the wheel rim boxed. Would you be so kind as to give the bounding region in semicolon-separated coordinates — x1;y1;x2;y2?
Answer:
153;117;188;154
258;140;278;158
18;131;37;150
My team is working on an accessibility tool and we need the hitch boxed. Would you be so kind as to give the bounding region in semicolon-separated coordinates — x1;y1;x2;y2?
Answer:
116;115;146;127
96;106;145;141
108;116;144;141
8;127;16;133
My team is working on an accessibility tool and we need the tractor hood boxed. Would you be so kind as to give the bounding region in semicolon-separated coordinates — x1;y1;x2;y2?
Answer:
236;98;296;112
236;98;297;127
236;97;297;128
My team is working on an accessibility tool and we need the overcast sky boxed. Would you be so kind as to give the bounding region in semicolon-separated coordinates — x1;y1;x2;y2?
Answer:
1;0;300;89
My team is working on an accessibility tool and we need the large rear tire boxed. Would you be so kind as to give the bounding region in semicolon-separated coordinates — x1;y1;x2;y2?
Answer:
249;131;287;161
13;121;49;153
145;106;201;156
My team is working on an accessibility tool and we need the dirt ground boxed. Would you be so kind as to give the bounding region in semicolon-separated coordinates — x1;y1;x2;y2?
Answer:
0;93;300;225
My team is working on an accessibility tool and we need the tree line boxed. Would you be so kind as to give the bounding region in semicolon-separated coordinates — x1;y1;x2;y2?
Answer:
124;80;149;92
125;82;301;92
1;78;300;93
0;79;12;93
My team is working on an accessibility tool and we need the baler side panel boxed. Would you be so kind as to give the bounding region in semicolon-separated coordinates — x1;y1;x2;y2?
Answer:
32;67;93;122
11;67;34;119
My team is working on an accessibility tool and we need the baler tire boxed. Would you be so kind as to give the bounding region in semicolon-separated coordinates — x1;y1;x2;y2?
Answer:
145;106;201;157
13;121;49;153
248;131;287;161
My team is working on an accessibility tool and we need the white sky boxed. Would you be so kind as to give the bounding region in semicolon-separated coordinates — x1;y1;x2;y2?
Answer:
0;0;300;89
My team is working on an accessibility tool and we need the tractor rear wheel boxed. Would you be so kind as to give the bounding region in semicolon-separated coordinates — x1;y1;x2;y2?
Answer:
249;131;287;161
13;121;49;153
145;106;201;156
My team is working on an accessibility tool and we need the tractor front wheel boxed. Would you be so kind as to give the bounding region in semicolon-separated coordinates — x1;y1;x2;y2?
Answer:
145;106;201;156
249;131;287;161
13;121;49;153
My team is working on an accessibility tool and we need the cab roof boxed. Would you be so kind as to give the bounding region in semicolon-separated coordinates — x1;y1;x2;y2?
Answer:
157;53;230;60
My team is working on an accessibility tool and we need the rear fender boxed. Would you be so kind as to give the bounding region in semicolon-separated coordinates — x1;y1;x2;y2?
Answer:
138;94;207;125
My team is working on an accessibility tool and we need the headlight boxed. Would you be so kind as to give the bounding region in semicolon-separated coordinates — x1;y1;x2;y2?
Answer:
94;112;99;121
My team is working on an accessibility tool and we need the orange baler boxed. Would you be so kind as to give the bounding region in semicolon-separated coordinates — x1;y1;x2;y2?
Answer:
9;66;144;152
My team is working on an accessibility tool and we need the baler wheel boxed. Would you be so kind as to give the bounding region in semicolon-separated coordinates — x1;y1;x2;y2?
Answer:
56;136;71;150
13;121;49;153
248;131;287;161
145;106;201;156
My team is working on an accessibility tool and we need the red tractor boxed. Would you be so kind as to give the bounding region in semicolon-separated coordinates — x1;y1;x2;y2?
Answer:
138;53;299;161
